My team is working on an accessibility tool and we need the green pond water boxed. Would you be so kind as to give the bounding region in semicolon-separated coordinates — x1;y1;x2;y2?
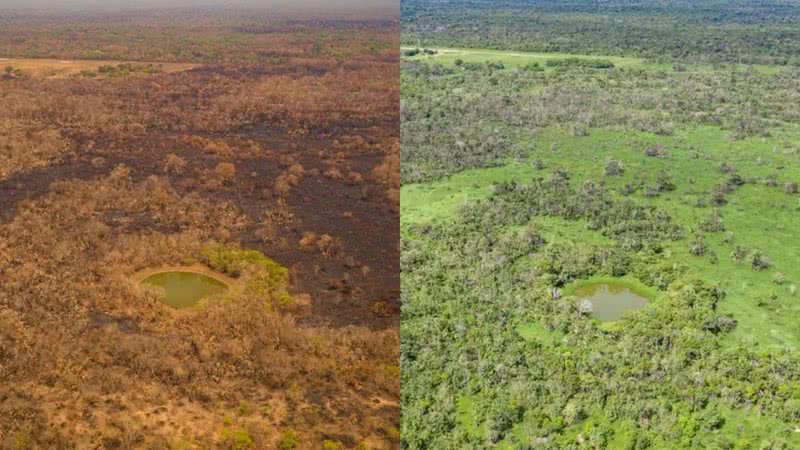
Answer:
575;282;649;321
141;271;228;309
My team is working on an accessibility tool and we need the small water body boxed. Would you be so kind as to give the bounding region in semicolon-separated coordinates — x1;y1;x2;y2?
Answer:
141;271;228;309
575;282;649;321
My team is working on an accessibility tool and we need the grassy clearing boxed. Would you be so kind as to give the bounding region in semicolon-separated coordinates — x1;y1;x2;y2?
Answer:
402;124;800;352
402;46;654;69
515;321;563;345
400;46;783;74
0;57;196;78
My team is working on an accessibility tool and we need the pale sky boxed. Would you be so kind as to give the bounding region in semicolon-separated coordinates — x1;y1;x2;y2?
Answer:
0;0;398;15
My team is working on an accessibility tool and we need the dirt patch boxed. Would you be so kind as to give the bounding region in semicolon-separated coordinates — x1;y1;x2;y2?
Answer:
0;57;197;79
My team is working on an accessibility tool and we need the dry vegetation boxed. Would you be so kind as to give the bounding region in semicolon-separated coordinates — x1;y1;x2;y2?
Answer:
0;8;399;450
0;57;195;79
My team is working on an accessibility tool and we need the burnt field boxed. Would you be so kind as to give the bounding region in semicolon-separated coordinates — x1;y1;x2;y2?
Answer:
0;9;399;450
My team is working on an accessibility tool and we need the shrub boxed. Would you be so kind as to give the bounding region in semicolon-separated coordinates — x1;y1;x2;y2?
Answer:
700;209;725;232
550;168;570;183
279;431;298;450
545;57;614;69
689;233;706;256
163;153;187;175
644;145;663;157
563;402;587;425
784;181;798;194
730;245;749;263
719;162;736;174
620;183;635;196
522;62;544;72
710;185;727;206
299;232;317;251
232;429;253;450
750;250;771;271
215;162;237;185
316;234;341;258
198;244;288;286
655;170;675;192
726;174;745;189
701;315;737;334
604;159;624;176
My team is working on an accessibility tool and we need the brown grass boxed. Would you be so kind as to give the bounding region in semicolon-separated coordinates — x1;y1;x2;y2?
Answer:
0;57;196;79
0;10;399;450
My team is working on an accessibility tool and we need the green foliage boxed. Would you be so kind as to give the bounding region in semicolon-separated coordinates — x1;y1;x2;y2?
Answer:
1;65;23;79
231;429;253;450
401;54;798;184
322;440;340;450
278;431;298;450
199;243;291;307
402;0;800;65
219;427;253;450
401;1;800;448
750;250;772;271
97;63;162;76
545;57;614;69
199;243;288;284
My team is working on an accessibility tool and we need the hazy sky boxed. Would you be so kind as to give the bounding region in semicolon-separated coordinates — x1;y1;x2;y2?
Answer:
0;0;398;15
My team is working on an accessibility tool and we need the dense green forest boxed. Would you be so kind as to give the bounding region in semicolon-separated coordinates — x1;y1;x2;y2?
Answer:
402;0;800;65
401;1;800;448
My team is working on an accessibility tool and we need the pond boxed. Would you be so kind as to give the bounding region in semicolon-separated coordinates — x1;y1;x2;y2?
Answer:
141;271;228;309
574;282;649;321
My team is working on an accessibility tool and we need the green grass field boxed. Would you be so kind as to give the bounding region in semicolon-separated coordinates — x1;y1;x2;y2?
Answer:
401;46;784;74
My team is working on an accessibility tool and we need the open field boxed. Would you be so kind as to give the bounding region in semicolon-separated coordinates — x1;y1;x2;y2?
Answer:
400;46;784;74
1;8;399;450
401;1;800;448
401;47;656;69
0;57;196;78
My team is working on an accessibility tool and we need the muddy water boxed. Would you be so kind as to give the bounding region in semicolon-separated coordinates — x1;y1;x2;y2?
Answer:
142;271;228;308
575;282;649;321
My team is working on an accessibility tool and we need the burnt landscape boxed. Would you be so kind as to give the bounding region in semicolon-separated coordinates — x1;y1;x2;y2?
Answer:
0;6;399;449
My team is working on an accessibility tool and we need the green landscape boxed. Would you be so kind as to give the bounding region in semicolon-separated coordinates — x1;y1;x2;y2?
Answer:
400;1;800;448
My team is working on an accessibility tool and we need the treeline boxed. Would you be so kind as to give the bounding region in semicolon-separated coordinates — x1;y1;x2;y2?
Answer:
401;0;800;65
0;13;398;64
